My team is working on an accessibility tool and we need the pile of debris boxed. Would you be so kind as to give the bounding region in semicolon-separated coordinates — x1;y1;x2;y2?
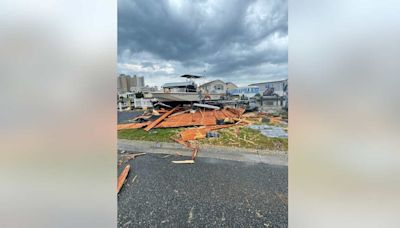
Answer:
118;105;246;130
117;104;287;163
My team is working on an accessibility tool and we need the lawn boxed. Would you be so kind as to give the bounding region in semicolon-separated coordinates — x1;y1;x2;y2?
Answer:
118;128;181;142
118;126;288;151
197;126;288;151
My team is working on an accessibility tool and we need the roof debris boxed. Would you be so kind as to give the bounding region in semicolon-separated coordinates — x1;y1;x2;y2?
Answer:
144;106;180;131
117;104;287;163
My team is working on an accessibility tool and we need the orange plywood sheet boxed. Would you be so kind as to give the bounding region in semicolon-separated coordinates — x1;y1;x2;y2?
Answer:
179;124;239;141
226;107;245;116
180;128;209;141
155;111;216;128
155;109;243;128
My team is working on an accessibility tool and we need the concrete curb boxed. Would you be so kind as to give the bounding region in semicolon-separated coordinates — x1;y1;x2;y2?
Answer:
118;139;287;166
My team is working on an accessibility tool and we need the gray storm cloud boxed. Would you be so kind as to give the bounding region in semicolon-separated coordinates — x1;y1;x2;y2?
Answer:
118;0;287;86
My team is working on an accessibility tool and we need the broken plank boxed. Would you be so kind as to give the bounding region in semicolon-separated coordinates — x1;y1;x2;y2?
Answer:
191;147;199;160
131;175;138;184
172;160;195;164
144;106;180;131
117;165;130;193
121;152;146;162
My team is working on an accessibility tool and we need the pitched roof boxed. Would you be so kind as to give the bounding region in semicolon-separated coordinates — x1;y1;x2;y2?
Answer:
199;79;225;87
225;82;237;86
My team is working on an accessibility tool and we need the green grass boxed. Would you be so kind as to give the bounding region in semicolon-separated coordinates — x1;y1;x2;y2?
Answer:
118;128;181;142
197;127;288;151
118;126;288;151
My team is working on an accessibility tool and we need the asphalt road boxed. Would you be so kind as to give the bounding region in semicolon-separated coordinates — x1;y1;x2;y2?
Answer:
118;111;144;124
118;152;287;227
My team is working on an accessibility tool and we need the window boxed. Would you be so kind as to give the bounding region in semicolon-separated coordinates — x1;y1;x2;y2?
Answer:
214;84;224;90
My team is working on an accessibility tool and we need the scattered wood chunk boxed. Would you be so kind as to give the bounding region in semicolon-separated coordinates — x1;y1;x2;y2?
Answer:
152;109;160;116
233;118;251;124
172;160;195;164
131;152;146;158
191;147;199;160
169;109;190;117
121;153;146;163
240;138;257;145
131;175;138;184
117;165;130;193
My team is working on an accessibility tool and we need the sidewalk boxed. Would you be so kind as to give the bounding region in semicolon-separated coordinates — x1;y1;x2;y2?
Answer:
118;139;287;166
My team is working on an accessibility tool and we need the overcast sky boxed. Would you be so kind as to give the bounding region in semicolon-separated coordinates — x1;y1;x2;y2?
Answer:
118;0;287;87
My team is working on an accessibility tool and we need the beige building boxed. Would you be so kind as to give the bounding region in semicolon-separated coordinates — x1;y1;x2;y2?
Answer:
225;82;238;90
199;80;229;94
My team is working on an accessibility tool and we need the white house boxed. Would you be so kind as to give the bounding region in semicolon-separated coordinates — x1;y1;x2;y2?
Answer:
199;80;238;95
248;78;288;97
199;80;227;94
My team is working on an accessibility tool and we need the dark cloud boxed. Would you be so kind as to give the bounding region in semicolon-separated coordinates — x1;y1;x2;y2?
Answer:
118;0;287;86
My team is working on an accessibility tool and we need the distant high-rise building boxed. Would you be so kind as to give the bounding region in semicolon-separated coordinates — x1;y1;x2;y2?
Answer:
130;75;137;87
118;74;131;93
138;76;145;87
117;76;122;92
118;74;145;93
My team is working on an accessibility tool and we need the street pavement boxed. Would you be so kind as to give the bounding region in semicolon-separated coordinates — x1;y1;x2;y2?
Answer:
118;152;287;227
118;111;144;124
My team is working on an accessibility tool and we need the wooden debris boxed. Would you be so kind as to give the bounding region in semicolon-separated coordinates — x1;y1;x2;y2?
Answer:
226;107;245;116
120;153;146;163
131;175;138;184
144;106;180;131
155;107;243;128
233;118;251;124
269;116;283;125
132;152;146;158
121;152;146;159
179;124;238;142
157;108;168;113
172;160;195;164
171;137;192;148
191;147;199;160
117;122;152;130
169;109;190;117
152;109;160;116
117;165;130;193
